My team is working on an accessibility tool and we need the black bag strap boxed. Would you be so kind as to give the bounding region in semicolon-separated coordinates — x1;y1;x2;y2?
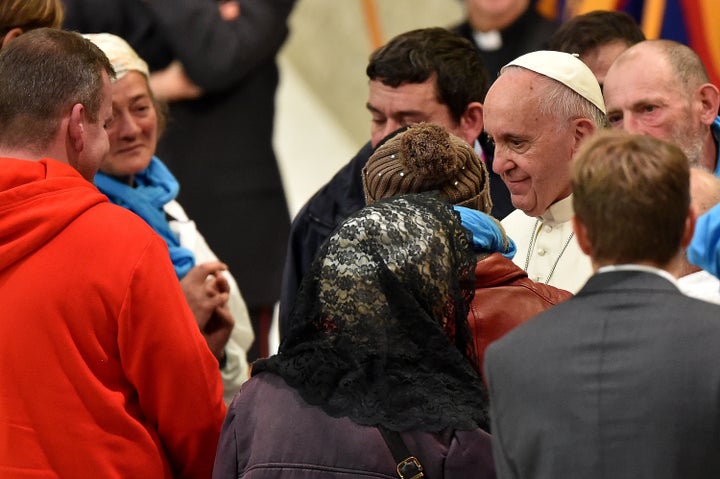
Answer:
378;425;426;479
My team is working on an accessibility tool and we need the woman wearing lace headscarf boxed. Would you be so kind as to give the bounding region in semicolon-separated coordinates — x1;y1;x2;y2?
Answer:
213;193;495;478
363;122;572;378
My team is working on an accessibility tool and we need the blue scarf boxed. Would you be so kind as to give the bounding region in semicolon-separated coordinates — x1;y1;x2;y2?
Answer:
453;206;517;259
94;156;195;278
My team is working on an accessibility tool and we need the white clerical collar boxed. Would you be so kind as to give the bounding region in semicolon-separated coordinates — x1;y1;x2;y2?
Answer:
472;29;502;51
539;194;574;225
597;264;679;286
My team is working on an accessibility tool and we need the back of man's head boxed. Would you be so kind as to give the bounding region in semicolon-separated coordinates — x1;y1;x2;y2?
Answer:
548;10;645;57
366;27;489;122
573;130;690;267
0;28;114;153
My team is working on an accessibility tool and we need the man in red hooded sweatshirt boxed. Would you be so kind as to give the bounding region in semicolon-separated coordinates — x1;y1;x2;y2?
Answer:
0;28;225;478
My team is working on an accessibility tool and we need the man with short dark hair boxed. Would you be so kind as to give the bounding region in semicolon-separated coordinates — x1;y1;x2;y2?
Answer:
0;28;224;477
279;27;513;336
548;9;645;88
485;130;720;479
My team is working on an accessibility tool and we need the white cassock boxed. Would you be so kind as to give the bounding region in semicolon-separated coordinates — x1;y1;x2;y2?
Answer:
501;195;593;294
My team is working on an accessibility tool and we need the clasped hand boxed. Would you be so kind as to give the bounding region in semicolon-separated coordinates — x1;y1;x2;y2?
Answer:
180;261;235;363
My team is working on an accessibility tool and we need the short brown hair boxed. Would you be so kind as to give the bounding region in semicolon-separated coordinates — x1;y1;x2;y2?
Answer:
573;130;690;266
548;10;645;57
0;28;114;151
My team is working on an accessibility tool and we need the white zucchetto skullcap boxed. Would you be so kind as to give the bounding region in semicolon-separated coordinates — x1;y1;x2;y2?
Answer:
502;50;606;114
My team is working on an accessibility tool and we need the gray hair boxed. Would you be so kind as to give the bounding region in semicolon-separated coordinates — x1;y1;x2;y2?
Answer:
533;73;609;131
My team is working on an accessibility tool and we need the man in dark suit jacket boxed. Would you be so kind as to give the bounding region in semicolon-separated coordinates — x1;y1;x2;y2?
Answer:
279;27;513;338
485;130;720;479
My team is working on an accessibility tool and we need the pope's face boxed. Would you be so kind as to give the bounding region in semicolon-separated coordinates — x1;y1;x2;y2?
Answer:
484;69;577;217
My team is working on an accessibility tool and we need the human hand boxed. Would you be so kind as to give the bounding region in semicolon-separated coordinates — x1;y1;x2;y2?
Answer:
203;302;235;363
149;60;203;102
180;261;229;330
180;261;236;362
219;0;241;21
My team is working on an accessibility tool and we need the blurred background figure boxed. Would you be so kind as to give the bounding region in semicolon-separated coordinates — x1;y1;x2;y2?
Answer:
452;0;558;82
214;194;495;479
0;0;63;46
85;32;254;403
547;9;645;87
63;0;296;360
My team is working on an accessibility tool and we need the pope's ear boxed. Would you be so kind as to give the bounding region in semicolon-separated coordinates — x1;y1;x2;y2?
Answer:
570;118;596;156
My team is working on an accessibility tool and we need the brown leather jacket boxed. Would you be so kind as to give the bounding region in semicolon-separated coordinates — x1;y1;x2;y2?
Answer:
470;252;573;376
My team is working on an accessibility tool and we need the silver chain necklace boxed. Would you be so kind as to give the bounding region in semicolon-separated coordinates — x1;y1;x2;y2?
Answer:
523;218;574;284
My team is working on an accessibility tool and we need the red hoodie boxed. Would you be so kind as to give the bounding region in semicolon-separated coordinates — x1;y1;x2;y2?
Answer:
0;158;225;478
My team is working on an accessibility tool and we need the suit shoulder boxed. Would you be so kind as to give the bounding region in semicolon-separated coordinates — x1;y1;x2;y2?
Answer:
674;293;720;321
485;298;576;359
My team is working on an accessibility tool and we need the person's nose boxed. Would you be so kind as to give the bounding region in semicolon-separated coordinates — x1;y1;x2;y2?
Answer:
492;146;513;176
117;112;141;140
621;113;644;135
372;119;403;147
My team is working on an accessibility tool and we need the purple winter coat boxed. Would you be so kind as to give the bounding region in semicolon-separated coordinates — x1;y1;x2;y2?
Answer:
213;372;496;478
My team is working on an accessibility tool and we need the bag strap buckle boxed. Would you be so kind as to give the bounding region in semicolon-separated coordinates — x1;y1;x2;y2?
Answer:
397;456;424;479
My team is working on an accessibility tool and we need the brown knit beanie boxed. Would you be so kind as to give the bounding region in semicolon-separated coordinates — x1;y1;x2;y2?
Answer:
363;123;492;213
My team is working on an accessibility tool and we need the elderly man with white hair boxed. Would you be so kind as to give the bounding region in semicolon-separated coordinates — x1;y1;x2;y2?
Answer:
484;50;608;293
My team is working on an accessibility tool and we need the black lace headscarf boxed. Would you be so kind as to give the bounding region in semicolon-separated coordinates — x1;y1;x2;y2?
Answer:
254;193;488;432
